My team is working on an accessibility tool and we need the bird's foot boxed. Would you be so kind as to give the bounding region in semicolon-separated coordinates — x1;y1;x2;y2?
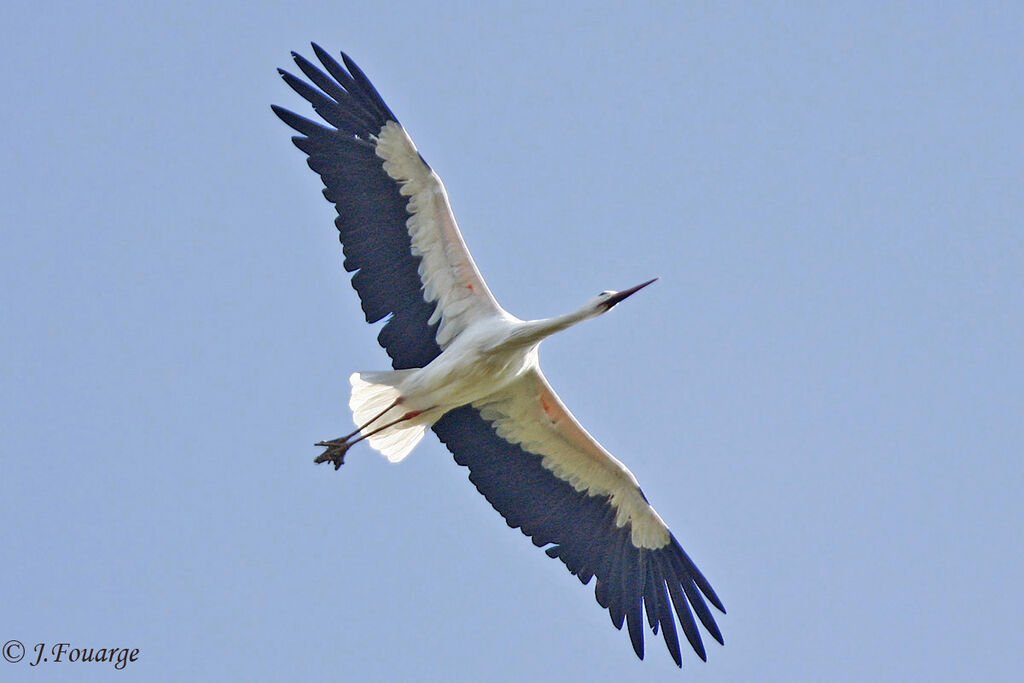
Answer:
314;439;351;470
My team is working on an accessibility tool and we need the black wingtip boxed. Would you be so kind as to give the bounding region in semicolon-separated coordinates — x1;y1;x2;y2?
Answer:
626;611;645;662
271;104;328;139
269;103;291;121
311;43;336;69
706;588;726;614
671;536;727;614
311;42;329;58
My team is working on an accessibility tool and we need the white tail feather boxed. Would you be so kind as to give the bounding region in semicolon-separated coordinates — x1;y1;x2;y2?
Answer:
349;371;427;463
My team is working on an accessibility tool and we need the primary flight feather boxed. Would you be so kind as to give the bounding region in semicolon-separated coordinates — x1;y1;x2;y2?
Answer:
273;45;725;667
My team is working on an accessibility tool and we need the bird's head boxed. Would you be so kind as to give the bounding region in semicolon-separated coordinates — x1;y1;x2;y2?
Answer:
585;278;658;317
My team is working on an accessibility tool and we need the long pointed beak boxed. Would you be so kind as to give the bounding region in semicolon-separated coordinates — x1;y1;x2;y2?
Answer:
605;277;659;308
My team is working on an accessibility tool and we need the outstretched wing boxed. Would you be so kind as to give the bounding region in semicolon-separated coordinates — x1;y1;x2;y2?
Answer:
432;368;725;667
273;45;505;370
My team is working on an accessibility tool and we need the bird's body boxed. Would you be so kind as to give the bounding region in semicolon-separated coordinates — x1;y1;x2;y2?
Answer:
274;45;725;668
342;289;652;462
396;312;539;414
340;313;541;462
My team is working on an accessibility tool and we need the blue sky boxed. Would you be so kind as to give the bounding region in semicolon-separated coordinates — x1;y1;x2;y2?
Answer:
2;2;1021;681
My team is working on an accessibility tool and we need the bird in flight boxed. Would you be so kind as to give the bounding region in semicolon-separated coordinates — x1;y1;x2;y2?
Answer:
273;45;724;667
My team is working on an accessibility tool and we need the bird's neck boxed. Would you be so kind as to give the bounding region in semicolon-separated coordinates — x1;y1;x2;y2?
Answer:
504;307;594;349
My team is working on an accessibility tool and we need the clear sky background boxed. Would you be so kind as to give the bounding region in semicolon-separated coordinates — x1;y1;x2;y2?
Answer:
2;2;1021;681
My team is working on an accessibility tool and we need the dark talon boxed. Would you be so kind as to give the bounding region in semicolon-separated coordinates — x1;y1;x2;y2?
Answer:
315;439;350;470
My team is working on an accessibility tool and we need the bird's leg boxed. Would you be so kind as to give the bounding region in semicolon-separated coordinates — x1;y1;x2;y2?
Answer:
315;401;435;470
347;408;429;444
314;398;401;470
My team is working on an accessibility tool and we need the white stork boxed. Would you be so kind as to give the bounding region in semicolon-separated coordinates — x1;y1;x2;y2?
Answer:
273;45;725;667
